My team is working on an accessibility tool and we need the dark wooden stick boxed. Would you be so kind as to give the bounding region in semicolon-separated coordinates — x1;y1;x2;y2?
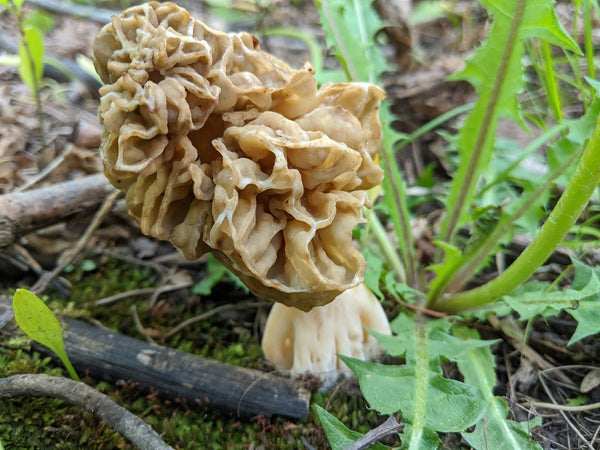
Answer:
0;374;173;450
0;296;310;419
343;415;403;450
0;173;115;248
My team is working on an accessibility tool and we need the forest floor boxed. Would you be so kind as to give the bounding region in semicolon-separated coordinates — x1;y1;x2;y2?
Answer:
1;0;600;449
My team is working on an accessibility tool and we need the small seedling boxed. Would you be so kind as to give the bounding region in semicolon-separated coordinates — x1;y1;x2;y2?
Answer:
0;0;48;144
12;289;79;381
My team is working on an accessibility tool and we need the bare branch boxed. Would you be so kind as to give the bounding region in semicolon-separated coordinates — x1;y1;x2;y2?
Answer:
343;415;403;450
0;374;172;450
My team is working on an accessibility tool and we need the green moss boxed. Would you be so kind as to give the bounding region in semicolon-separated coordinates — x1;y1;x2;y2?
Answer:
2;258;396;448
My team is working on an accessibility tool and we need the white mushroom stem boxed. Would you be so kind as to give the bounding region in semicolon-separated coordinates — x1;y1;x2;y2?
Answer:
261;283;391;387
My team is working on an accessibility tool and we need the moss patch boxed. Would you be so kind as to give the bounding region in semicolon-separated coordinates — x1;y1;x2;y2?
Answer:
1;258;396;448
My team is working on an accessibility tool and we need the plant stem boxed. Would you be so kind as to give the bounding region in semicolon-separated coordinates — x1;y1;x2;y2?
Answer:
583;0;595;80
440;147;581;297
369;212;406;284
436;114;600;312
441;0;527;245
12;0;47;147
380;119;418;288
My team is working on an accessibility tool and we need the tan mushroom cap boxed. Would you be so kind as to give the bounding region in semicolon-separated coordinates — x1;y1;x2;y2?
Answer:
93;2;385;310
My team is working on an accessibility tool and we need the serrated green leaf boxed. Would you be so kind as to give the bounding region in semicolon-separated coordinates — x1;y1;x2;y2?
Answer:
455;326;543;450
375;313;498;362
314;404;387;450
13;289;79;381
441;0;580;241
18;27;44;94
502;260;600;344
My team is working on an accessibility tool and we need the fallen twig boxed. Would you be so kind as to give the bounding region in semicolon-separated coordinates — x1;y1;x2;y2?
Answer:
538;368;594;450
31;189;121;294
0;374;173;450
343;415;403;450
0;296;310;419
524;399;600;412
163;300;271;339
0;173;115;249
93;283;193;307
14;145;74;193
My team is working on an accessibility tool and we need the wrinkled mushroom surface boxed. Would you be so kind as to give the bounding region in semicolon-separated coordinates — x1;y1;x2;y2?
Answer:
93;2;384;310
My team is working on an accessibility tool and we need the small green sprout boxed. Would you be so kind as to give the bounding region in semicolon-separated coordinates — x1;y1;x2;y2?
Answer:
12;289;80;382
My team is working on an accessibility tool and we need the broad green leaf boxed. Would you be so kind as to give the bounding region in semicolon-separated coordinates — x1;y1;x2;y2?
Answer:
13;289;80;381
399;424;440;450
462;399;542;450
0;0;9;8
440;0;580;241
18;27;44;94
314;405;387;450
341;357;486;432
455;326;542;449
345;316;486;449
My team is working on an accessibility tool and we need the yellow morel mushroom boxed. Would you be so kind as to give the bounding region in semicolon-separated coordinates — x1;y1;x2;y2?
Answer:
93;1;390;380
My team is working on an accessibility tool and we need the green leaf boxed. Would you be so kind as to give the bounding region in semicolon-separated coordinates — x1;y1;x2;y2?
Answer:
18;26;44;94
547;98;600;186
23;10;55;34
362;248;385;300
80;259;97;272
375;313;498;362
440;0;580;242
314;404;387;450
341;357;486;432
455;326;543;450
314;0;387;83
426;242;462;302
192;254;229;295
502;259;600;344
13;289;80;381
399;424;440;450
